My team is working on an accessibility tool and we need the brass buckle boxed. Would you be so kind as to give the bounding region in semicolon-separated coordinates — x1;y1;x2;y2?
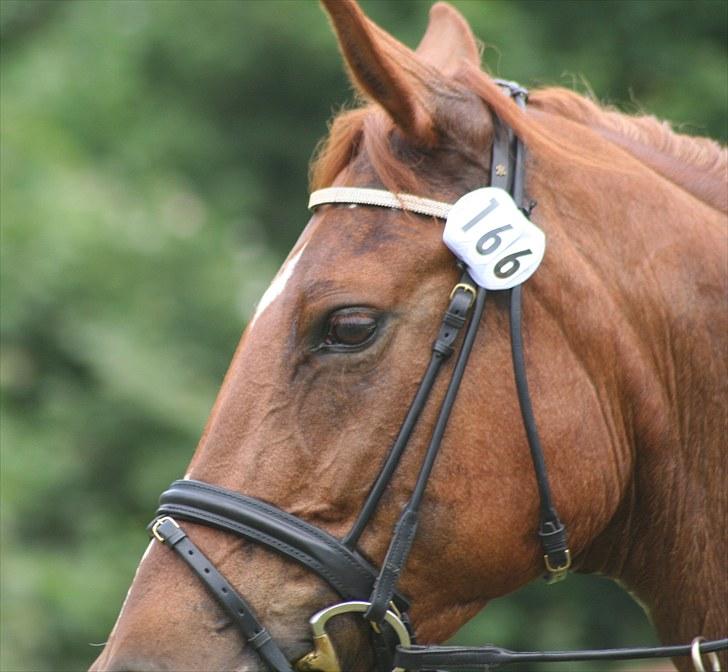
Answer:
295;600;410;672
151;516;179;544
450;282;477;303
544;548;572;583
691;636;722;672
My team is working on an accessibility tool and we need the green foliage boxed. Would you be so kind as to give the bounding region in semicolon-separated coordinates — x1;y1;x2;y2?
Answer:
1;1;723;670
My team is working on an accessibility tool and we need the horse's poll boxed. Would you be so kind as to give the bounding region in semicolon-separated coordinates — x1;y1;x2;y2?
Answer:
148;81;728;672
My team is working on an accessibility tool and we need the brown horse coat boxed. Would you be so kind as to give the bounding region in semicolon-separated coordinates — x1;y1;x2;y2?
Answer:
92;2;727;670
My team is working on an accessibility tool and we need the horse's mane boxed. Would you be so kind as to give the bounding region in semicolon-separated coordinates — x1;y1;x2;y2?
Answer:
531;87;725;176
529;86;727;211
311;68;727;212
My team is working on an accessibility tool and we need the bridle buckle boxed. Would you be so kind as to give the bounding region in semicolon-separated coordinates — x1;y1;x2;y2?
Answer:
151;516;179;544
449;281;477;303
544;548;572;583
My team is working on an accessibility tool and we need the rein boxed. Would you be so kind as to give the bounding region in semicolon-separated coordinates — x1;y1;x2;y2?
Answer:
148;81;727;672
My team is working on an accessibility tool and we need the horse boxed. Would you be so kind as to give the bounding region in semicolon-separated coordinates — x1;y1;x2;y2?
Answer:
90;1;727;671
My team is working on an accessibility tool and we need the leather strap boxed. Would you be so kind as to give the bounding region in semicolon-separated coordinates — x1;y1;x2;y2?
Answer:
154;479;410;612
152;517;293;672
509;284;570;581
502;78;570;582
365;100;518;625
342;274;477;548
490;114;514;192
394;639;728;670
365;282;487;624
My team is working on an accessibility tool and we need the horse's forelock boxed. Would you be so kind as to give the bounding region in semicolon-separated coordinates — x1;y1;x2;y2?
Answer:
310;105;428;195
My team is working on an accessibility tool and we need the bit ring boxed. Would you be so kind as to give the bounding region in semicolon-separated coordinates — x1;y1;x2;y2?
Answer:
692;637;721;672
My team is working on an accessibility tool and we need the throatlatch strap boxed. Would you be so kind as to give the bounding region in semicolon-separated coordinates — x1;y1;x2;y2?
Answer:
500;78;570;582
151;517;293;672
509;285;570;581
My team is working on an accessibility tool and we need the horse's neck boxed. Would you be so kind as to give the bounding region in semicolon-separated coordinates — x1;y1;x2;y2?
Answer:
623;187;725;651
627;266;727;652
589;422;727;657
591;125;727;213
534;146;727;652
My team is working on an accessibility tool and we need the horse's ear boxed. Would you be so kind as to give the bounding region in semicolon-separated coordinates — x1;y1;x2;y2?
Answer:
320;0;437;146
416;2;481;75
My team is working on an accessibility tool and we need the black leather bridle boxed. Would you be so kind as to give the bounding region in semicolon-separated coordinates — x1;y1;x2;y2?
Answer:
147;81;728;672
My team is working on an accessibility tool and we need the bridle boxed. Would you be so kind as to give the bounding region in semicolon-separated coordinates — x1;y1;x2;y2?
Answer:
147;81;728;672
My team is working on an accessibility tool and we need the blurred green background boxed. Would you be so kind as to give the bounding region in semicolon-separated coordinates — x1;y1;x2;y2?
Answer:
1;1;725;670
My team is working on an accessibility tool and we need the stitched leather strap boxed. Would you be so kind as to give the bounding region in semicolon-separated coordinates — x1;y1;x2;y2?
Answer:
152;518;293;672
153;479;410;613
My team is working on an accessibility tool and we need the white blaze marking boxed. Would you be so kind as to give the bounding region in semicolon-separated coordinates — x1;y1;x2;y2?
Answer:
139;539;155;564
250;243;307;327
108;245;307;639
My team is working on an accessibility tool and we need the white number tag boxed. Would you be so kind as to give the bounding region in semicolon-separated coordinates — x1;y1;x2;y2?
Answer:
443;187;545;290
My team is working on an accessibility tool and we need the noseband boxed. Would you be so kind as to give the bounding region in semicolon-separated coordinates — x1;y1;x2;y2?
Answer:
148;82;727;671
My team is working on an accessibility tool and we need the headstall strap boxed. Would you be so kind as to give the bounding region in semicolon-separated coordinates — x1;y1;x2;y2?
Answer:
150;516;294;672
146;79;728;672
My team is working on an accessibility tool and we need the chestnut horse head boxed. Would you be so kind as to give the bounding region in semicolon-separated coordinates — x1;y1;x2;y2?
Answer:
92;1;727;671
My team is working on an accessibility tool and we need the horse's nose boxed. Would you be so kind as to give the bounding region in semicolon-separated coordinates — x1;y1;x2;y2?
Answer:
89;653;167;672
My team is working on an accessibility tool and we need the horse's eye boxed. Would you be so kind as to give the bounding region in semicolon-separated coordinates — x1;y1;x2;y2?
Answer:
322;308;378;350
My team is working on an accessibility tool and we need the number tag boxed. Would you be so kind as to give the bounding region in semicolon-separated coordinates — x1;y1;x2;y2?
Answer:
443;187;545;290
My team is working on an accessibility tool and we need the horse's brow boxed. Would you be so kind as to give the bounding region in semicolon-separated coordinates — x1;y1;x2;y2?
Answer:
298;278;348;306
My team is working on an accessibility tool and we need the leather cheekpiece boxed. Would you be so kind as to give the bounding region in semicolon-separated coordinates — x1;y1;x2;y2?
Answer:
153;517;293;672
